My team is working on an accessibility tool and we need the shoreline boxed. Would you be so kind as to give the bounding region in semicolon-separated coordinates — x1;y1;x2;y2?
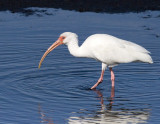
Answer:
0;0;160;14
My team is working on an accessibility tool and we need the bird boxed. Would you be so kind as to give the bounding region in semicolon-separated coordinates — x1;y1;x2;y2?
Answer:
38;32;153;89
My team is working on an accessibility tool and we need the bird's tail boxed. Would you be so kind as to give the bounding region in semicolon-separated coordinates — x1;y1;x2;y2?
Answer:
137;52;153;64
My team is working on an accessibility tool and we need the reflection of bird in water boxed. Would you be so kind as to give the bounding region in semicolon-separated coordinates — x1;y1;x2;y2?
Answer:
69;110;149;124
39;32;153;89
68;88;149;124
38;104;54;124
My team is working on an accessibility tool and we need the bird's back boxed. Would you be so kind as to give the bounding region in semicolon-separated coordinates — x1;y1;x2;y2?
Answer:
81;34;153;66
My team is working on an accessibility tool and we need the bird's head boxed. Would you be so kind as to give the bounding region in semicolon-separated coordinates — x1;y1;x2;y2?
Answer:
60;32;78;45
38;32;77;68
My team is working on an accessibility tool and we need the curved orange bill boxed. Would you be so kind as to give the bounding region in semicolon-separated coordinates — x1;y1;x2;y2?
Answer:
38;39;63;68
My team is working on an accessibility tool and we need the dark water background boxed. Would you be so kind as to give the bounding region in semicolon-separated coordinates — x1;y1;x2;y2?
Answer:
0;8;160;123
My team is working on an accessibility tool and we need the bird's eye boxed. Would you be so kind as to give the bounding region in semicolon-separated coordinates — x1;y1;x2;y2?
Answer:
62;37;65;39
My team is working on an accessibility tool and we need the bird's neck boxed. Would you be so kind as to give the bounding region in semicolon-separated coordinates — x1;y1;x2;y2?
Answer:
67;37;86;58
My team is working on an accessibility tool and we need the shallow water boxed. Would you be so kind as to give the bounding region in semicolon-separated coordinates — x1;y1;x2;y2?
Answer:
0;8;160;124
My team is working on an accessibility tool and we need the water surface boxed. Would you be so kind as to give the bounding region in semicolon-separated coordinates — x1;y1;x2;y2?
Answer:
0;8;160;123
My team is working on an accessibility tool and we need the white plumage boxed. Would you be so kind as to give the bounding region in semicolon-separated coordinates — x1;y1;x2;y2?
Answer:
85;34;152;65
39;32;153;89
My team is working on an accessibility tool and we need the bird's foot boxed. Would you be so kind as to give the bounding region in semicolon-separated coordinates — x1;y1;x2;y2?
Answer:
91;69;104;89
91;79;103;89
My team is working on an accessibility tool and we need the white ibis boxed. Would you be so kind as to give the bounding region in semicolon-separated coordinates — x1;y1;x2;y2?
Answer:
39;32;153;89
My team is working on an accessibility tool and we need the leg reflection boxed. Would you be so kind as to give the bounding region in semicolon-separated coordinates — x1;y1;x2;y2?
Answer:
92;89;104;106
38;104;54;124
93;86;115;110
107;86;115;110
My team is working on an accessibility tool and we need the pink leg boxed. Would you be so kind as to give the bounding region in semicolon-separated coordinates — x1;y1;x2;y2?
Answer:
91;70;104;89
109;68;115;87
111;86;115;98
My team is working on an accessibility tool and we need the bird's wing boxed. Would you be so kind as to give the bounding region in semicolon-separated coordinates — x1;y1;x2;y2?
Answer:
117;39;150;54
81;34;152;65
